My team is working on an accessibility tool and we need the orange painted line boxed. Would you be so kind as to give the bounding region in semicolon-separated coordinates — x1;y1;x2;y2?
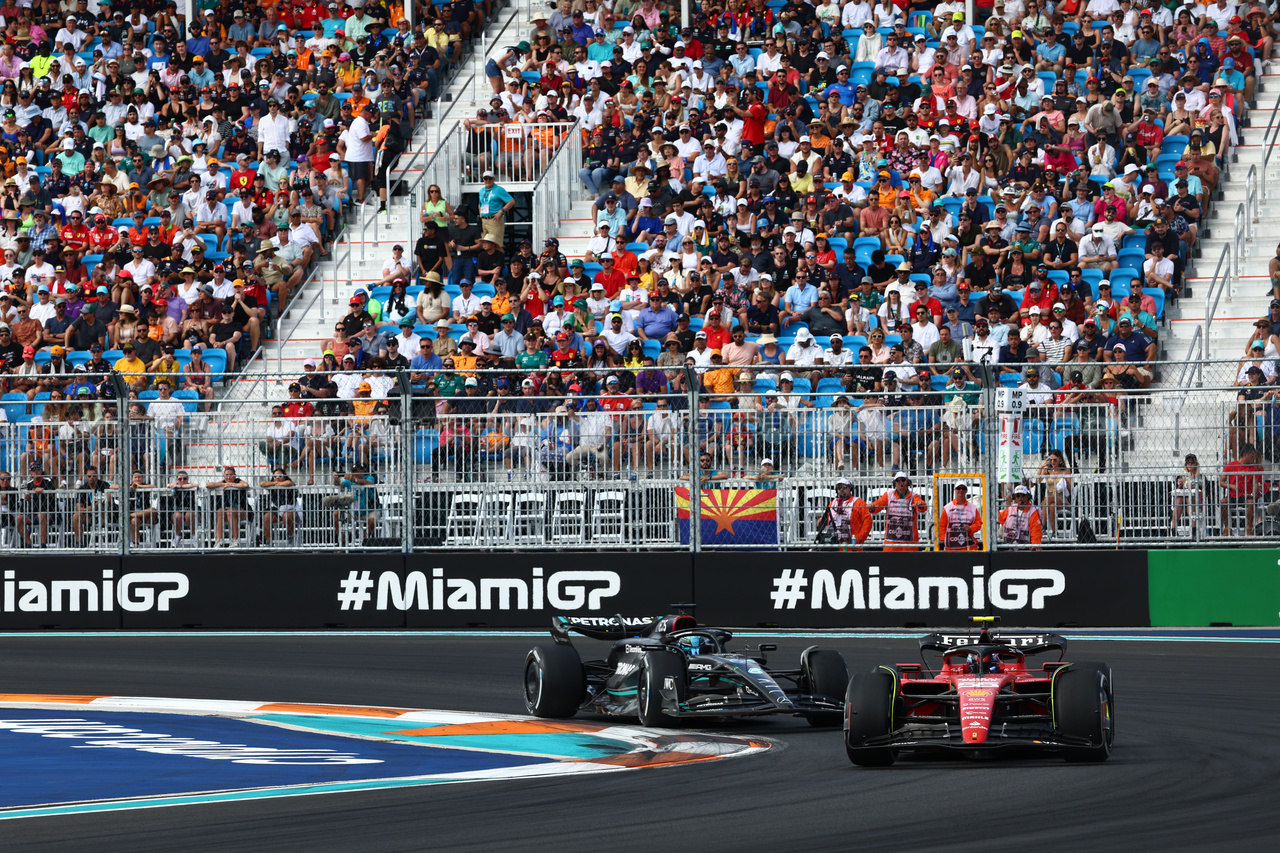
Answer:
390;720;609;737
254;702;405;718
0;693;102;704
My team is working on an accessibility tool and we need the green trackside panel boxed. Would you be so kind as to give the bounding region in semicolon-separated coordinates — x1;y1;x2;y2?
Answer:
1148;549;1280;626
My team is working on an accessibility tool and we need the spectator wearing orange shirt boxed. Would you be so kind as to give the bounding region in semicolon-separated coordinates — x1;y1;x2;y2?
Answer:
610;244;638;278
702;351;737;396
127;209;150;246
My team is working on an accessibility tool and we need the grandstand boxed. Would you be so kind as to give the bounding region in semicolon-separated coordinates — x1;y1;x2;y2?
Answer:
5;2;1280;552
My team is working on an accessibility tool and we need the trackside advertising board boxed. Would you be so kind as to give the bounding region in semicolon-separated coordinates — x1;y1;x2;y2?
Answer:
398;553;694;628
1148;549;1280;626
694;551;1150;628
0;550;1210;630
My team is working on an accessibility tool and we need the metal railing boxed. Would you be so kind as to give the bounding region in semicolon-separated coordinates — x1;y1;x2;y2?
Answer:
474;3;523;106
276;260;330;376
433;73;471;151
404;121;465;260
1202;240;1235;361
3;363;1278;552
1242;164;1260;244
1259;81;1280;207
1177;326;1204;389
530;119;583;250
457;121;579;186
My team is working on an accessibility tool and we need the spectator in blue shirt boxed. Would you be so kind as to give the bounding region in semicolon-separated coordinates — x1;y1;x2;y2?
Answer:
636;293;679;340
823;67;858;107
185;24;211;60
1034;30;1065;73
632;198;663;241
1217;57;1246;100
782;280;818;328
570;10;595;46
410;340;443;382
1066;185;1096;229
728;42;755;77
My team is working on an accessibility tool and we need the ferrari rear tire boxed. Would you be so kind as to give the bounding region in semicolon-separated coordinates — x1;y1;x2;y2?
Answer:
637;652;686;728
1055;663;1114;762
844;671;897;767
524;644;586;718
802;649;849;727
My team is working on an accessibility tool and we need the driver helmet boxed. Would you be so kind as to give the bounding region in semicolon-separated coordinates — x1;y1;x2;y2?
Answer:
678;635;711;656
967;652;1001;674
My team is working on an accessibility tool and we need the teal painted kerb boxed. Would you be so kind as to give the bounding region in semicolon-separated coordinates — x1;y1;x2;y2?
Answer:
258;714;630;760
0;774;506;821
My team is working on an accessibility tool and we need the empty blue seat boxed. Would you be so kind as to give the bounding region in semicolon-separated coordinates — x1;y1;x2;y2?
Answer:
815;377;844;393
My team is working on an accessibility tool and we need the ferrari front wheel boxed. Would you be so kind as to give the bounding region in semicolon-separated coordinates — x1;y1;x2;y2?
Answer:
524;644;585;718
844;671;897;767
1055;663;1114;762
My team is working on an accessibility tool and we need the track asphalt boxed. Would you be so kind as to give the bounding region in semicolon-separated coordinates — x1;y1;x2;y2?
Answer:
0;634;1276;852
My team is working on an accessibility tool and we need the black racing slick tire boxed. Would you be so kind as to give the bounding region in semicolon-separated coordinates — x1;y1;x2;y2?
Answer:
1055;663;1115;763
524;644;586;718
802;649;849;727
637;652;686;728
844;671;897;767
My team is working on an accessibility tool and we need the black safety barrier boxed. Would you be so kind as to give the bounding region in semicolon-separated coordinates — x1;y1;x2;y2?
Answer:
119;554;407;630
1;556;123;630
401;553;695;629
694;551;1151;628
0;551;1146;630
988;550;1150;628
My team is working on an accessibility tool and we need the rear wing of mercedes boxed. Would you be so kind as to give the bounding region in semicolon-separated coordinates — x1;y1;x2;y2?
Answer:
551;615;662;644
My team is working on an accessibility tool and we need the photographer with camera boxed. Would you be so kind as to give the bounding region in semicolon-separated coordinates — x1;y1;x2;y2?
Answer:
816;477;871;549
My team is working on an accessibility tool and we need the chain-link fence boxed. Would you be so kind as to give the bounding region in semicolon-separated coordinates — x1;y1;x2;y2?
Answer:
1;362;1276;552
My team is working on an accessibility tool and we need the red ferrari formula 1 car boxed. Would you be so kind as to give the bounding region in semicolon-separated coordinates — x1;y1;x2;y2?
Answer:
844;621;1114;766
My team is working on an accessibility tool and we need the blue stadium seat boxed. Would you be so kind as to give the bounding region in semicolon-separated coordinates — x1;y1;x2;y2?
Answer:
200;348;228;380
1143;287;1165;319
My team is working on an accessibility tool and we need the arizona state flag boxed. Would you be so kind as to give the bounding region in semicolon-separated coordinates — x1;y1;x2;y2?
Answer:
675;488;779;547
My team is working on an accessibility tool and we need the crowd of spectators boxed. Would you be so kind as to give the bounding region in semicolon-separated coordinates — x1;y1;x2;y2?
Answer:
347;0;1271;484
545;0;1257;370
0;1;497;546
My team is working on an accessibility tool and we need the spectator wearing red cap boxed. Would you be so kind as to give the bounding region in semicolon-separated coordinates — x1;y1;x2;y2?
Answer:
11;344;39;397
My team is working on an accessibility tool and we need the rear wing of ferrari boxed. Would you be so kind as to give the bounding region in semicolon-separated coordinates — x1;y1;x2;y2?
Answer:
919;631;1068;655
551;615;662;643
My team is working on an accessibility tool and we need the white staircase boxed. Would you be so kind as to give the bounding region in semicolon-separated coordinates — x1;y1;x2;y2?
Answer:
1163;67;1280;363
229;1;535;392
1117;61;1280;476
553;197;604;261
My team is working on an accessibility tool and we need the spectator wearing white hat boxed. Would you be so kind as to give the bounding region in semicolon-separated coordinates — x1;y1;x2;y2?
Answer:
785;328;822;370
